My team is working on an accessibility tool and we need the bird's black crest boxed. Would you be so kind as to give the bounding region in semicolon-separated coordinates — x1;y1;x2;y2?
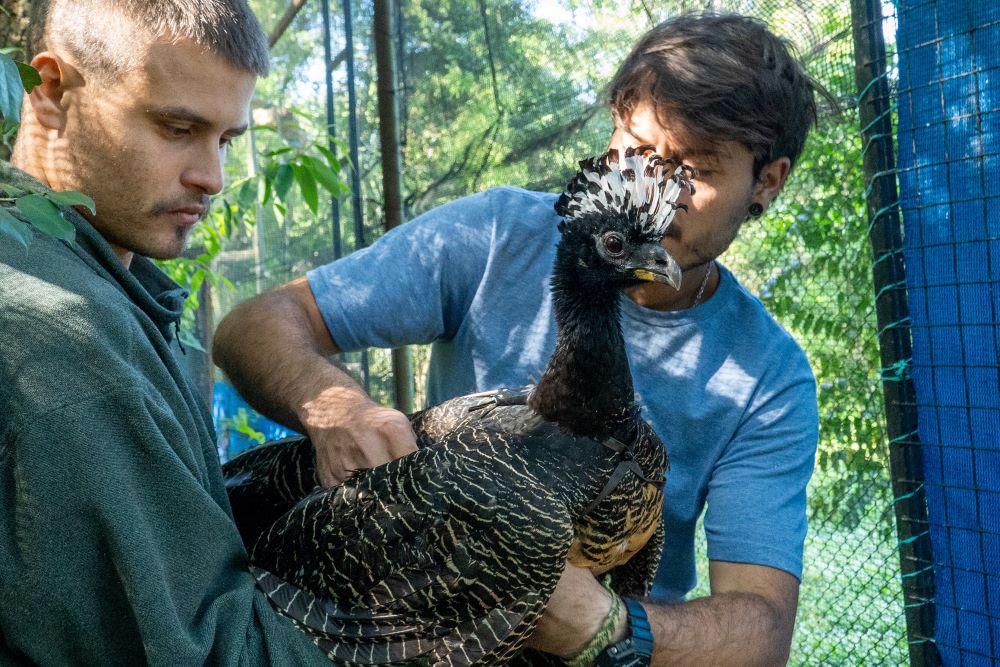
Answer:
555;145;696;238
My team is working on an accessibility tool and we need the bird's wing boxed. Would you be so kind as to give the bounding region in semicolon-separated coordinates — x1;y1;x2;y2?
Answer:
221;385;534;535
251;439;574;666
222;436;318;549
408;387;533;447
252;566;443;663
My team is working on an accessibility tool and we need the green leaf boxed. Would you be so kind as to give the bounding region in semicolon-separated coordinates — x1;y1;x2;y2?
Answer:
302;154;345;196
0;181;25;197
291;162;319;213
261;172;273;205
188;269;206;295
237;421;266;445
267;200;283;228
0;53;23;124
288;107;315;122
328;136;349;155
1;116;18;142
315;145;342;172
219;408;265;445
45;190;96;214
15;194;76;241
222;198;234;230
0;207;32;247
16;62;41;94
273;163;294;202
236;178;257;213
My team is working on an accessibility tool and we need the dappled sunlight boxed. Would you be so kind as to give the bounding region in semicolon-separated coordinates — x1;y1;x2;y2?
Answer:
0;261;135;408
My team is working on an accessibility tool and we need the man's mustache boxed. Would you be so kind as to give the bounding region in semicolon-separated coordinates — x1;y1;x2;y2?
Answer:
149;195;212;218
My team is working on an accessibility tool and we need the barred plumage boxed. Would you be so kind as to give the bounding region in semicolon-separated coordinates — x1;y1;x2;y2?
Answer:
223;149;694;665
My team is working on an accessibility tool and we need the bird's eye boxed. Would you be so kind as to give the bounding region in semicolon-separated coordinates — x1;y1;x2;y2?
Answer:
603;233;625;256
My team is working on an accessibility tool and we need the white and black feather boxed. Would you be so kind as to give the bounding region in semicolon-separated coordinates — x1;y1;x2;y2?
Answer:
555;145;696;238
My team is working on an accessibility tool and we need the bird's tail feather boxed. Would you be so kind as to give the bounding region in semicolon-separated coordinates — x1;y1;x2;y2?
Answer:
253;566;546;666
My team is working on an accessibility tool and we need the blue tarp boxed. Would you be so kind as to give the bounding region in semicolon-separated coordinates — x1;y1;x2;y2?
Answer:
212;381;295;461
896;2;1000;664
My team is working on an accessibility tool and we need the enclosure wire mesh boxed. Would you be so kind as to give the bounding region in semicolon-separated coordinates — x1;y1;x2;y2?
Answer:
208;1;916;664
891;1;1000;665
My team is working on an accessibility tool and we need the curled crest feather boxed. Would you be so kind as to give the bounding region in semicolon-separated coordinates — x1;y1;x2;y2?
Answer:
555;145;696;238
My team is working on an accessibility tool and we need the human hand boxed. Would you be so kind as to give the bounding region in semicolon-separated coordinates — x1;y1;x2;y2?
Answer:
299;386;418;486
527;562;627;658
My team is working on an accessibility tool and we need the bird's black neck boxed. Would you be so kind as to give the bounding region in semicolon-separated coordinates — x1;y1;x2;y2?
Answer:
528;242;637;440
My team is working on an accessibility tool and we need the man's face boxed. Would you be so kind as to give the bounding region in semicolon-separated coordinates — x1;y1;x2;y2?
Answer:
608;103;764;273
50;38;256;263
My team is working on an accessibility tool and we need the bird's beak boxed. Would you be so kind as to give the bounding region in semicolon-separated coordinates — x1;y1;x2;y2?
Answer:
628;242;683;290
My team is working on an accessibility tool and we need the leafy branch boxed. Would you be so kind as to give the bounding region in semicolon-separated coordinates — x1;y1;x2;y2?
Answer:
0;50;95;248
0;184;93;247
157;119;349;340
0;48;40;127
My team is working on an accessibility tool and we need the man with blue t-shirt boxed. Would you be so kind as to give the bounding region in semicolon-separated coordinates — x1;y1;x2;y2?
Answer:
215;13;820;666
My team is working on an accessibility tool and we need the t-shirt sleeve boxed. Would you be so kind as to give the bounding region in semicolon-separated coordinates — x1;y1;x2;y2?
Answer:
306;191;495;352
0;389;327;666
702;358;819;580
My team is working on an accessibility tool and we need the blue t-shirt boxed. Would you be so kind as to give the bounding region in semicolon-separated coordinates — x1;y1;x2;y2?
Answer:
308;187;818;601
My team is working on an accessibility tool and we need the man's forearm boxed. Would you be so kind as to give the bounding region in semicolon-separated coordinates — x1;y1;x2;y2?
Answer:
214;278;418;485
213;281;362;432
647;591;793;667
531;563;797;666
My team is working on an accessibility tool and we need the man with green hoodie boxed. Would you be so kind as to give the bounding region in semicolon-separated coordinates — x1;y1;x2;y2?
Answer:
0;1;326;663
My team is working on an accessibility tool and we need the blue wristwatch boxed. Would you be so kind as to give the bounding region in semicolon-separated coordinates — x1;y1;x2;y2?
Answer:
594;597;654;666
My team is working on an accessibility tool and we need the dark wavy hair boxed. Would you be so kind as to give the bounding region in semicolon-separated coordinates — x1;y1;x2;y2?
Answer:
608;13;821;177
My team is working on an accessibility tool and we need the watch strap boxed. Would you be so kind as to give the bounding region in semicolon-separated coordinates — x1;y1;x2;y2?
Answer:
593;597;654;666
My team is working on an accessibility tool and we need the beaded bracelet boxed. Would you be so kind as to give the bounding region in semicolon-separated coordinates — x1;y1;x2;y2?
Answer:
564;581;625;667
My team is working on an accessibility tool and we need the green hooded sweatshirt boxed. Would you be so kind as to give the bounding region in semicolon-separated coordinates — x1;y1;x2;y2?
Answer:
0;161;326;666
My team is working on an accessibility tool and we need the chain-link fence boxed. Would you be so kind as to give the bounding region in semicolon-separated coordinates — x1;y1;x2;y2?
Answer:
888;1;999;665
207;1;913;663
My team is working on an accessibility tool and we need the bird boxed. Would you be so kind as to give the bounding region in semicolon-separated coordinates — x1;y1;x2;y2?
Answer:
222;146;695;665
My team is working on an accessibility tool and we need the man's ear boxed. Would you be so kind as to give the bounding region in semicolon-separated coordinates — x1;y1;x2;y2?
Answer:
26;52;76;132
753;157;791;209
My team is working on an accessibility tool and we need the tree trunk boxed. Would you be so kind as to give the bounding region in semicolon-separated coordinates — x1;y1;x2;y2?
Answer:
0;0;32;55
